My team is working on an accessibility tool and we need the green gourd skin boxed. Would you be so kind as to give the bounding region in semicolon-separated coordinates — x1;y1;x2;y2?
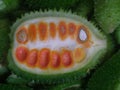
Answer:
50;80;81;90
0;18;10;62
0;0;20;22
0;18;11;82
0;84;33;90
0;0;20;13
0;64;9;82
87;50;120;90
6;74;30;85
114;26;120;44
33;80;81;90
94;0;120;33
72;0;94;18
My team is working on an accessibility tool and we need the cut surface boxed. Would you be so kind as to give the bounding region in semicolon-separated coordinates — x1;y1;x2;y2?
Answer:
12;18;106;74
8;11;107;83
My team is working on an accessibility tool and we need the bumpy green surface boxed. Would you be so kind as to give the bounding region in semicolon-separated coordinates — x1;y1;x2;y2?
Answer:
0;18;10;61
87;50;120;90
115;26;120;44
24;0;78;10
0;64;10;83
0;0;20;13
50;80;81;90
94;0;120;33
8;10;112;84
0;84;33;90
6;74;29;85
72;0;93;18
0;65;8;75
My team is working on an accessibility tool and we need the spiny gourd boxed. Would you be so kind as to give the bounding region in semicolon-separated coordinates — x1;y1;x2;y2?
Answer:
94;0;120;33
87;50;120;90
8;10;112;84
24;0;79;10
33;80;81;90
0;18;10;62
6;73;29;85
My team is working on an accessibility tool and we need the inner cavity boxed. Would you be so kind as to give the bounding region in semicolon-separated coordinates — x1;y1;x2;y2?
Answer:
26;37;77;51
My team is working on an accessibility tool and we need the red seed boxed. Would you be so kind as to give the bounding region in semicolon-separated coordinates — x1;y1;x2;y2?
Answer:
27;49;38;67
51;51;60;68
61;51;72;67
15;46;28;62
38;48;50;69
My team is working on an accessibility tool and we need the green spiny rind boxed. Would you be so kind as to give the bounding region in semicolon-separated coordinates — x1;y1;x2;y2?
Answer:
94;0;120;33
50;80;81;90
8;10;110;84
6;73;30;85
0;84;33;90
87;50;120;90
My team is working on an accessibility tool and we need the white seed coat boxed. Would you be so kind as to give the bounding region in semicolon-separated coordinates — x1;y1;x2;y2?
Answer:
79;29;87;41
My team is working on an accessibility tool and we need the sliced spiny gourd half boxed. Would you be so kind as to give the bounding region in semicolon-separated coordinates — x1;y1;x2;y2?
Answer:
8;10;108;84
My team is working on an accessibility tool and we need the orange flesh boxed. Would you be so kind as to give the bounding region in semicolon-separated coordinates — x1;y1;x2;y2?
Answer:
28;24;37;42
61;50;73;67
58;21;68;40
16;27;28;44
38;48;50;69
68;23;76;38
26;49;38;67
49;22;56;38
16;46;28;62
50;51;60;68
73;48;86;63
38;22;48;41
